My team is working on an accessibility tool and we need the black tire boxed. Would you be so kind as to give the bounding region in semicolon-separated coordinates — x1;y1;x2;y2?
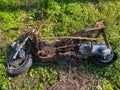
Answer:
6;50;33;77
92;50;117;66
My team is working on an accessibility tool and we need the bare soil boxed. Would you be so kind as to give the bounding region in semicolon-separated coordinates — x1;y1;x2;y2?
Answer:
43;60;100;90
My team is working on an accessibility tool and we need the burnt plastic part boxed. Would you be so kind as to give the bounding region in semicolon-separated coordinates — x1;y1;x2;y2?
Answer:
92;44;117;66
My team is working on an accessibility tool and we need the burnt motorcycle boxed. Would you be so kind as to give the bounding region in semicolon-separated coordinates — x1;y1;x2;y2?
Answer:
6;21;117;77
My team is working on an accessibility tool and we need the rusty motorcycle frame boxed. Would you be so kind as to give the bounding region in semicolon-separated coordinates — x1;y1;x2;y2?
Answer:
6;21;117;77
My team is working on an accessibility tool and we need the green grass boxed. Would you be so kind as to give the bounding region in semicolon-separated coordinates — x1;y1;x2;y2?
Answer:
0;0;120;90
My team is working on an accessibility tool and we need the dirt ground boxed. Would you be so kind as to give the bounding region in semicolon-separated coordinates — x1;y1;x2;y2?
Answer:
44;70;100;90
43;60;100;90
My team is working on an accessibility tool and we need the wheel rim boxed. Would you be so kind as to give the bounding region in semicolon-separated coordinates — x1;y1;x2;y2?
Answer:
8;55;29;69
7;49;27;68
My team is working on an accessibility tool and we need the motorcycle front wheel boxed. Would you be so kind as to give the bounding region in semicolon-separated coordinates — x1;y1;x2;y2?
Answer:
6;48;32;77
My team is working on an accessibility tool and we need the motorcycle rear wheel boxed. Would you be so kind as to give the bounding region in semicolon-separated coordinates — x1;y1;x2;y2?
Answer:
92;49;117;66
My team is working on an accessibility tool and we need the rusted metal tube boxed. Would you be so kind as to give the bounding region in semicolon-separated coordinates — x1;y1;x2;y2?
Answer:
41;37;103;41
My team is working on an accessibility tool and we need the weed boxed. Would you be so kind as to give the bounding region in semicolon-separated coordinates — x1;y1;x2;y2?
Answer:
0;0;120;90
